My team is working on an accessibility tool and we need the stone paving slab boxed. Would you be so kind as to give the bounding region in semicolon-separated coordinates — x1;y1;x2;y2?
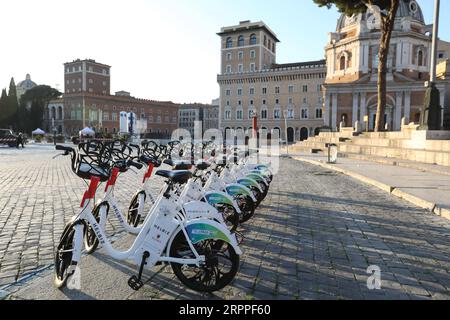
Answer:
1;156;450;300
292;153;450;219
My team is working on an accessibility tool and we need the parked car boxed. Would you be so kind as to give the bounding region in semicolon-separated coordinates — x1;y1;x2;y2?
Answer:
0;129;18;147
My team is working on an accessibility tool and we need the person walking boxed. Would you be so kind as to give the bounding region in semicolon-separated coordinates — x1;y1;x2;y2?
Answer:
16;132;25;149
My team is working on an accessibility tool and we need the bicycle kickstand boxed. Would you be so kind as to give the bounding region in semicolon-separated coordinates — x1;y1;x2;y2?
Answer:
128;251;150;291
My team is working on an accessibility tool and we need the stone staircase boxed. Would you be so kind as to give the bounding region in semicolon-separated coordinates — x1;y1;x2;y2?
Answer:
289;125;450;167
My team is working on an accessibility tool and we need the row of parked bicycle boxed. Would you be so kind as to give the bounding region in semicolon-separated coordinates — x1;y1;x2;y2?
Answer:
53;140;273;293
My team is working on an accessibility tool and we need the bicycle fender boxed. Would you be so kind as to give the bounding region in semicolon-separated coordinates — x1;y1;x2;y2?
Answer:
225;184;257;202
204;191;241;214
185;219;242;255
246;173;269;187
237;177;263;193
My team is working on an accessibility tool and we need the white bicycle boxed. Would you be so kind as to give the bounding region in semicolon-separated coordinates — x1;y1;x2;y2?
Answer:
54;143;241;293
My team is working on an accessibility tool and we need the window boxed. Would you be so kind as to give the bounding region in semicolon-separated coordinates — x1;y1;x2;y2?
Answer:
262;87;267;95
226;100;230;106
250;50;256;59
316;108;323;119
303;97;308;104
112;113;118;121
226;65;232;73
249;87;255;95
301;108;309;119
236;110;243;120
287;109;294;119
238;35;244;47
226;37;233;48
238;100;242;106
89;79;93;84
250;63;256;72
103;112;109;121
262;99;266;105
275;99;280;105
302;85;308;92
250;100;254;105
261;109;268;119
340;55;346;70
274;109;281;119
226;89;231;96
237;88;242;96
238;64;243;73
238;51;243;60
226;52;232;61
288;85;294;94
250;34;257;45
438;53;444;59
225;110;231;120
264;35;267;47
248;110;255;119
317;85;322;92
288;97;293;105
418;50;424;67
275;86;280;94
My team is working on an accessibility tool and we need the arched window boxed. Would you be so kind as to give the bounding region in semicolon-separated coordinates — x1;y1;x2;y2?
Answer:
418;50;424;66
250;34;257;45
238;35;244;47
340;55;346;70
226;37;233;48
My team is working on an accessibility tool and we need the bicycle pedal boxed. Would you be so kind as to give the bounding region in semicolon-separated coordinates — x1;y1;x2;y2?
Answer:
128;275;144;291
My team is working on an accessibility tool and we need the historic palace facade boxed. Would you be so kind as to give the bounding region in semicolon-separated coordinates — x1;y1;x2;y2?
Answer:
323;0;450;131
217;21;326;142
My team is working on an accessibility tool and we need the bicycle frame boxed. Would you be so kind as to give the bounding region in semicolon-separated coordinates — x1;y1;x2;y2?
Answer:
69;176;242;273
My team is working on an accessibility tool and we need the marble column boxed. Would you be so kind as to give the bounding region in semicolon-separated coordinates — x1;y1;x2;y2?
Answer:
352;93;359;127
395;92;403;131
324;93;331;127
440;90;445;128
360;93;367;130
404;92;411;124
332;94;338;130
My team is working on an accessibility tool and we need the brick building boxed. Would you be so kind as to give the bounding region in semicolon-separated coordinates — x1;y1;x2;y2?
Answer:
44;59;179;137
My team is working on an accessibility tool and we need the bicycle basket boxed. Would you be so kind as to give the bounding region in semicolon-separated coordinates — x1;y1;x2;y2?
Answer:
74;141;111;182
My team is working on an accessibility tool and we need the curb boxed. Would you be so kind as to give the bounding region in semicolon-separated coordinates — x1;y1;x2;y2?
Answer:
293;156;450;222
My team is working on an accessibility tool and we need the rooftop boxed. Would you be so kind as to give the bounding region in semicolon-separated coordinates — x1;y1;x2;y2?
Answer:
217;20;280;42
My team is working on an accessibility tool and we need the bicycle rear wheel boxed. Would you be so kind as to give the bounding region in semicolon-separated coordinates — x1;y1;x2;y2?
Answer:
170;230;239;292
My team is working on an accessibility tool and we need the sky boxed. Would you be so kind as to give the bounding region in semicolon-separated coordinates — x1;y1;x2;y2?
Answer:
0;0;448;104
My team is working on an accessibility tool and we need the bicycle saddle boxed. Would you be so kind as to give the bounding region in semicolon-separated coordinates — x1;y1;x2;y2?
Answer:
140;155;161;167
163;159;192;170
155;170;192;184
195;161;210;171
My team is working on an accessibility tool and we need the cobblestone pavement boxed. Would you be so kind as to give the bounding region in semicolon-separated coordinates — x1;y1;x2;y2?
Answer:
1;147;450;299
0;145;164;286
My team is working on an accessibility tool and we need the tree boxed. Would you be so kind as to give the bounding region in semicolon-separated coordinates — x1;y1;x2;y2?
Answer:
314;0;400;132
21;85;62;132
0;89;7;127
2;78;20;129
